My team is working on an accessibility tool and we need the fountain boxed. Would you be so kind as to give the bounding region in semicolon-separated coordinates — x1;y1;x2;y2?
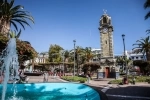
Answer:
0;35;20;100
0;35;106;100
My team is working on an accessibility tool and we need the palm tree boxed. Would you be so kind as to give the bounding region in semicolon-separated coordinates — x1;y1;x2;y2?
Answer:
133;36;150;61
70;46;84;75
144;0;150;20
75;46;85;74
84;47;95;62
64;50;70;62
0;0;34;36
116;56;132;73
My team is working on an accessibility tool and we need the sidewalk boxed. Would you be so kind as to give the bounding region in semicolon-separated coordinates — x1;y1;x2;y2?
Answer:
27;76;64;83
27;76;149;88
86;78;150;88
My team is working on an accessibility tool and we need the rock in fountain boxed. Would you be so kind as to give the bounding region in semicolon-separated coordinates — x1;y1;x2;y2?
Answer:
0;37;20;100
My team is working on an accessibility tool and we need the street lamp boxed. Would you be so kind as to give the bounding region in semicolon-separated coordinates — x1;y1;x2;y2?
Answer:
122;34;128;82
62;51;65;76
73;40;76;76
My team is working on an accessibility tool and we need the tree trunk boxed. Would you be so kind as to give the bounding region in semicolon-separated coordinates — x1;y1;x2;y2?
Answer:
0;20;10;37
146;52;150;61
32;58;35;72
76;55;80;75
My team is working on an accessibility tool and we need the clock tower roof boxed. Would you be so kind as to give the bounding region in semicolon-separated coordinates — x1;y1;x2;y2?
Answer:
99;10;112;26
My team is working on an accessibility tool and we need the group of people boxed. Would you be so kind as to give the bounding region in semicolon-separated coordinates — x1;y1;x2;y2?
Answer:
48;71;63;76
0;69;28;83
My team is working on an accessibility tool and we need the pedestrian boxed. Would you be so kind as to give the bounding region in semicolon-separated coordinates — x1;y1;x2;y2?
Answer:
43;72;48;82
87;71;91;84
132;76;135;85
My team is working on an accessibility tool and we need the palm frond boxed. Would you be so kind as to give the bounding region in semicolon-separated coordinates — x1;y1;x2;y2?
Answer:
9;0;14;9
16;29;21;38
10;20;18;31
145;11;150;20
144;0;150;9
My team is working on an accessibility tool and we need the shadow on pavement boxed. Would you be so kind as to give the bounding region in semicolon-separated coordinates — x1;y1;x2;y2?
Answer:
88;85;108;100
106;85;150;100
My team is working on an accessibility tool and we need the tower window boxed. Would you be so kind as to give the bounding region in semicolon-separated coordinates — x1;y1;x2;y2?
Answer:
103;17;107;23
105;40;107;44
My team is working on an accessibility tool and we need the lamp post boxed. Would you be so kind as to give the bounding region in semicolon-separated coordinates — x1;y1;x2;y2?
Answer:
122;34;128;82
73;40;76;76
62;51;65;76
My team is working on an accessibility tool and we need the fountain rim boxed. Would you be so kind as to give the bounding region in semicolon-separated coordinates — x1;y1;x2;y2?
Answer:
0;82;108;100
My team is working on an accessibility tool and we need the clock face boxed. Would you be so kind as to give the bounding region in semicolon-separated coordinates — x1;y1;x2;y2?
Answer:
103;28;108;33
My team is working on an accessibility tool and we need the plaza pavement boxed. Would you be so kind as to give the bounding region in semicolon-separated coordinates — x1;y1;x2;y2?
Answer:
88;78;150;100
27;76;150;100
27;76;67;83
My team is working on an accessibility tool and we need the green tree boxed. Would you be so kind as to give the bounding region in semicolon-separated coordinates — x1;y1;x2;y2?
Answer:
116;56;132;73
17;40;37;66
84;47;95;62
48;44;63;62
0;0;34;36
75;46;85;74
70;46;85;75
133;60;150;75
64;50;70;62
133;36;150;61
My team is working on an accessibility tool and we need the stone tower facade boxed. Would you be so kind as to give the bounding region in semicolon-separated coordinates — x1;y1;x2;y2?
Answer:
98;12;114;58
97;11;119;79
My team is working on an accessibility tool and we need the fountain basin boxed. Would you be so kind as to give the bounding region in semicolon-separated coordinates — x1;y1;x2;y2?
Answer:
0;83;107;100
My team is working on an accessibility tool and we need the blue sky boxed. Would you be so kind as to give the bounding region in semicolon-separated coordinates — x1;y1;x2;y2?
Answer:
14;0;149;54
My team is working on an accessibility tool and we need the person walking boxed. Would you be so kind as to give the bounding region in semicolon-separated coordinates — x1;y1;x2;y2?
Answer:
87;71;91;84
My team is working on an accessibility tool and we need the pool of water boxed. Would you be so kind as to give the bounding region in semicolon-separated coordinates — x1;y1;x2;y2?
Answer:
0;83;101;100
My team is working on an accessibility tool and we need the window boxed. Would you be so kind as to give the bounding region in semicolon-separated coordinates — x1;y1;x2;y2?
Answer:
103;17;107;23
93;59;96;61
105;40;107;44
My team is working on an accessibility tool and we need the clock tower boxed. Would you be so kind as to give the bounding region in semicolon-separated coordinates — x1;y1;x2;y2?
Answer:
98;11;114;58
97;10;119;79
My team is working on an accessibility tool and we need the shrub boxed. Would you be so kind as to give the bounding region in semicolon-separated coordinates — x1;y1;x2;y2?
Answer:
146;79;150;83
128;76;150;82
108;80;122;84
109;76;150;84
61;76;87;83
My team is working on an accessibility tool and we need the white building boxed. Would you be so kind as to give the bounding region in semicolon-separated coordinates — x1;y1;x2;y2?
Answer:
24;52;49;66
126;49;146;61
91;48;101;62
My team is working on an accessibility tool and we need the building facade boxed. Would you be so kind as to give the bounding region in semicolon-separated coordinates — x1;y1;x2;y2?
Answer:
91;48;101;62
24;52;48;65
126;49;146;61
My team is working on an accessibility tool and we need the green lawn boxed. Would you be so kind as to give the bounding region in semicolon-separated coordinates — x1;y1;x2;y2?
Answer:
61;76;87;83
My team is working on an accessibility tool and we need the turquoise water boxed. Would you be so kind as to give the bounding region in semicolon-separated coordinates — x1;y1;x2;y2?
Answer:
0;83;100;100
